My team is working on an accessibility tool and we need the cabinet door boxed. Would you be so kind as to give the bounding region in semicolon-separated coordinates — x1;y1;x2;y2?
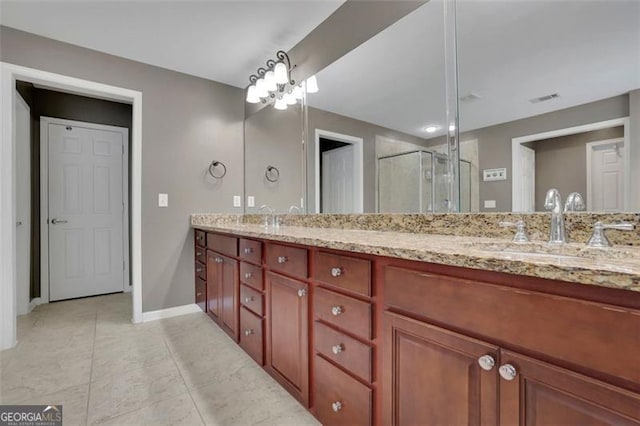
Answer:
266;272;309;406
499;350;640;425
220;255;239;342
383;311;499;426
206;251;221;318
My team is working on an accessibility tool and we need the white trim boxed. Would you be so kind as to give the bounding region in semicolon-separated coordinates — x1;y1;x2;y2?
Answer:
1;62;143;351
313;129;364;214
142;303;202;322
27;297;43;313
511;117;630;212
586;138;626;211
40;117;130;302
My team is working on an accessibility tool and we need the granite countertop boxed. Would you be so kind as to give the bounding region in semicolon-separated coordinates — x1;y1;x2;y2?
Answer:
191;222;640;293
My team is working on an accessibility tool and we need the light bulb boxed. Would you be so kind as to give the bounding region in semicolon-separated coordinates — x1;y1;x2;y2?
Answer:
274;62;288;84
449;124;456;132
293;85;303;100
425;125;439;133
305;75;319;93
256;78;268;98
274;97;288;110
264;71;277;92
246;85;260;103
284;92;297;105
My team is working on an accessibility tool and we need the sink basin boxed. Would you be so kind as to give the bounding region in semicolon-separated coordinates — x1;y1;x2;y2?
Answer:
466;241;639;261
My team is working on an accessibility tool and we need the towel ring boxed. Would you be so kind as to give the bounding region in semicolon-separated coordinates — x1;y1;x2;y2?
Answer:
265;165;280;182
209;161;227;179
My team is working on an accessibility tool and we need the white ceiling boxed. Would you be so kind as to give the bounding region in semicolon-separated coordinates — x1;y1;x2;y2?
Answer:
307;0;640;138
0;0;344;88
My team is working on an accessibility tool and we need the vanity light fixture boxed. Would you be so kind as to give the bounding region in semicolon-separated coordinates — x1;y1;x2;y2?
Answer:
449;124;456;132
305;75;319;94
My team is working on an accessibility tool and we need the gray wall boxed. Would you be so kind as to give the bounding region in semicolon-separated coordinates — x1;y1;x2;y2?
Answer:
458;95;630;211
2;26;245;312
528;126;623;210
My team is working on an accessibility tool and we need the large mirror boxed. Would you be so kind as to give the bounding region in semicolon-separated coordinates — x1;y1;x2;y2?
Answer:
305;0;459;214
457;0;640;213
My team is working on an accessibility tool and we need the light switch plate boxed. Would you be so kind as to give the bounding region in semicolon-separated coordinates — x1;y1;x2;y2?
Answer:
483;168;507;181
484;200;496;209
233;195;241;207
247;196;255;208
158;193;168;207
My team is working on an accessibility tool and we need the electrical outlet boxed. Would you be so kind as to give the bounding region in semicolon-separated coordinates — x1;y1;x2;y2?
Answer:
158;193;168;207
247;196;255;208
233;195;241;207
483;168;507;182
484;200;496;209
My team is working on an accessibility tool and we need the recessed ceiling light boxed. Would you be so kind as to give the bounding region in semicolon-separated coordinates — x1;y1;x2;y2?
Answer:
425;125;439;133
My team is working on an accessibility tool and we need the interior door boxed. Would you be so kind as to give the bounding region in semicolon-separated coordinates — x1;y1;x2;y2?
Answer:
48;122;125;301
520;145;535;212
322;144;354;213
590;140;624;211
15;92;31;314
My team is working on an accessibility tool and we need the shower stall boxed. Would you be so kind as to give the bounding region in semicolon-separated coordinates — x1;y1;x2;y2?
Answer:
378;150;471;213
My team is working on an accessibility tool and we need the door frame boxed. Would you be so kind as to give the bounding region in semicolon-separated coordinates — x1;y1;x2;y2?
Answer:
585;137;625;211
511;117;630;212
15;90;31;315
40;116;130;303
1;62;143;351
314;128;363;214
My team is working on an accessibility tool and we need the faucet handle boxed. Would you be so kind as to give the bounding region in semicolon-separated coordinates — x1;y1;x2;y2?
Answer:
587;222;635;248
499;220;530;243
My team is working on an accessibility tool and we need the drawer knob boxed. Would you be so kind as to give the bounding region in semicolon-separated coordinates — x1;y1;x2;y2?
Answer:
297;288;307;297
330;267;343;277
196;267;203;273
244;272;253;279
244;329;254;336
499;364;518;381
244;247;253;254
277;256;288;264
331;306;344;316
331;401;343;412
331;344;344;355
215;257;223;264
196;292;203;297
197;235;203;241
245;296;254;303
478;355;495;371
196;251;202;256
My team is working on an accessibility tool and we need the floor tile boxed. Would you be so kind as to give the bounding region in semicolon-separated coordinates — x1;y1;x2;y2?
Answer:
6;384;89;426
95;392;203;426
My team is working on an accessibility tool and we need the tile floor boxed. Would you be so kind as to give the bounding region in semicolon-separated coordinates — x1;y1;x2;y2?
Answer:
0;293;320;425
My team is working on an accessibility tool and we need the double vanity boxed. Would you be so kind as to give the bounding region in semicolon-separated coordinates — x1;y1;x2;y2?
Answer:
191;213;640;425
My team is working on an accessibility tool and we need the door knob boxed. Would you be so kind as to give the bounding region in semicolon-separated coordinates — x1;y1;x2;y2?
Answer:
499;364;518;381
478;355;495;371
51;218;68;225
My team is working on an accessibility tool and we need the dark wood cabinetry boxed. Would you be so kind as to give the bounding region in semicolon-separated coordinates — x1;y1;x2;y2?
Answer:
206;251;239;341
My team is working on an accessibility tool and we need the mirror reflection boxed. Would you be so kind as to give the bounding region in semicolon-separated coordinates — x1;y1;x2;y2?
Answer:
457;0;640;212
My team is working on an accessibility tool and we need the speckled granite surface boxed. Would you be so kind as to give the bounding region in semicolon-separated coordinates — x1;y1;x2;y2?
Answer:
190;214;640;292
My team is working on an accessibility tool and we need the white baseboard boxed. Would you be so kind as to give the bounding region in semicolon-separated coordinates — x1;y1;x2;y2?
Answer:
28;297;43;313
142;303;202;322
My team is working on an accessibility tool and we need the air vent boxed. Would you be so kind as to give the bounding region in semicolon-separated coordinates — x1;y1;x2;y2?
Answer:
460;92;481;102
529;93;560;104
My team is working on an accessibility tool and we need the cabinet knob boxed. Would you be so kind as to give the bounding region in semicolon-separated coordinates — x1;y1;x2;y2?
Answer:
331;306;344;316
499;364;518;381
331;401;343;412
244;272;253;279
196;251;202;257
478;355;495;371
245;296;254;303
196;267;203;273
277;256;288;264
331;344;344;355
244;247;253;254
330;267;343;277
297;288;307;297
197;235;203;241
215;257;223;264
196;292;203;297
244;329;254;336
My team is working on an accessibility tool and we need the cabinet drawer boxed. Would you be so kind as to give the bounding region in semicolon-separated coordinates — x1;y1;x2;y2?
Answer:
195;261;206;281
240;307;264;365
314;321;372;383
315;287;372;340
239;238;262;265
195;229;206;248
195;246;206;264
384;265;640;386
196;277;206;312
314;251;371;297
314;354;372;426
240;262;263;291
241;284;263;317
207;233;238;257
265;243;308;279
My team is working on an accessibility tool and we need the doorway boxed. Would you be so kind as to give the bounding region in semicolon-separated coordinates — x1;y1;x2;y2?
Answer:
586;138;625;211
314;129;363;213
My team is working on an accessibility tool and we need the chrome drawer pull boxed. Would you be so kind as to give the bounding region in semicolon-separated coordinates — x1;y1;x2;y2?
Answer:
244;247;253;254
297;288;307;297
277;256;288;264
244;272;253;279
331;344;344;355
245;296;254;303
330;267;343;277
499;364;517;381
331;401;343;412
331;306;344;316
478;355;495;371
244;329;254;336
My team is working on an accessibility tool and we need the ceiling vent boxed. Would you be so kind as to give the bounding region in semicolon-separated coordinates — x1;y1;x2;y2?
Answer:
460;92;481;102
529;93;560;104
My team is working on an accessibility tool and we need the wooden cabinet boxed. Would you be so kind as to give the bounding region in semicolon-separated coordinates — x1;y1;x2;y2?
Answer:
206;251;220;318
206;250;239;341
266;271;309;406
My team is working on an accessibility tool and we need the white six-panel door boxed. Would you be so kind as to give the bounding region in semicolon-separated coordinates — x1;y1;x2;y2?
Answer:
322;144;355;214
48;122;125;301
588;139;625;212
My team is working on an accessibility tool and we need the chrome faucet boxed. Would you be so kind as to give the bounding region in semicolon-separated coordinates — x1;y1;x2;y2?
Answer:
258;205;274;228
544;188;566;244
288;205;302;214
564;192;585;212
